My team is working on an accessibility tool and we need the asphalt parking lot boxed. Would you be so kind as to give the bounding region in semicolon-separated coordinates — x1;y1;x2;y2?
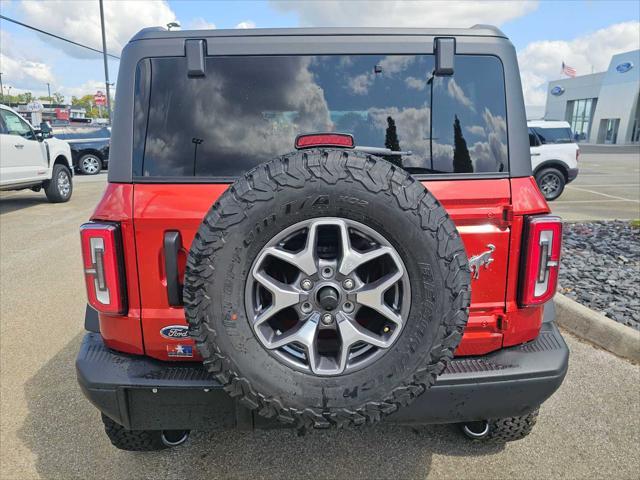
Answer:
1;161;639;479
550;151;640;221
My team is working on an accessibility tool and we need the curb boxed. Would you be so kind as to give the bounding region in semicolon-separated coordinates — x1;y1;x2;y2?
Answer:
554;293;640;363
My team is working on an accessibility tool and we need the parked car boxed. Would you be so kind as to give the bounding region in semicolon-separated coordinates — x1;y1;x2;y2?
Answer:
0;104;73;202
528;120;580;200
76;25;569;451
51;126;110;175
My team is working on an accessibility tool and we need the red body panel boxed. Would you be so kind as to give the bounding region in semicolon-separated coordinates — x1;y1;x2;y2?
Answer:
91;184;144;354
91;176;551;360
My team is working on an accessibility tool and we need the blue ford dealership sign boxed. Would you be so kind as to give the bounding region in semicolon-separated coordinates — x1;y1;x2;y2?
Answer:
616;62;633;73
550;85;565;96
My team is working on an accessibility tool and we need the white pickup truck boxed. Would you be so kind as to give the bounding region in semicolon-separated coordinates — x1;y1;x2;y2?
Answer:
528;120;580;201
0;104;74;202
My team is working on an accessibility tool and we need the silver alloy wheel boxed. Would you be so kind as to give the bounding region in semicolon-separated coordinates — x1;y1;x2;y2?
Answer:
57;170;71;198
245;217;410;376
81;155;101;174
539;172;561;197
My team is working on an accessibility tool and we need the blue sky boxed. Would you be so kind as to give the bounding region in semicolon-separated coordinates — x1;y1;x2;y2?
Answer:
0;0;638;105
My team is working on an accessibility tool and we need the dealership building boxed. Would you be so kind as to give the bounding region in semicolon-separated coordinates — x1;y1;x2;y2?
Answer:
544;49;640;144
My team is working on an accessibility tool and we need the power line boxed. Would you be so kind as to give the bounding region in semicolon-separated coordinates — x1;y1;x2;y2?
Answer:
0;14;120;60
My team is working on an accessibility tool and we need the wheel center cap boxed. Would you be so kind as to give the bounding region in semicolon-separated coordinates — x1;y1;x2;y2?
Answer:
317;285;340;311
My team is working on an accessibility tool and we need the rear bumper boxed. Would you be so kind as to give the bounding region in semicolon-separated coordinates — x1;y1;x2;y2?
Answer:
76;303;569;430
567;167;579;183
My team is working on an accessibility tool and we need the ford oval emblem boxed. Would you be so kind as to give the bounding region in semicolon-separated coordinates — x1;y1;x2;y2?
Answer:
160;325;189;339
550;86;565;96
616;62;633;73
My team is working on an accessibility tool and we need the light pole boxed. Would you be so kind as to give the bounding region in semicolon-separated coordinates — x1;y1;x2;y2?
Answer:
99;0;112;124
0;73;3;100
46;82;52;105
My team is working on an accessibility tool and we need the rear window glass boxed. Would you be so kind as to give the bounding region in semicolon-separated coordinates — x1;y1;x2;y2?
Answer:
532;127;573;144
136;54;507;178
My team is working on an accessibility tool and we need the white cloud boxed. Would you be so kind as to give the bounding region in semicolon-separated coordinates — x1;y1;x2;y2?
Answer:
271;0;537;27
518;21;640;105
0;31;55;92
19;0;177;58
447;78;475;112
59;80;111;100
347;55;416;94
405;76;426;91
348;73;373;95
465;125;485;137
235;20;256;29
189;17;216;30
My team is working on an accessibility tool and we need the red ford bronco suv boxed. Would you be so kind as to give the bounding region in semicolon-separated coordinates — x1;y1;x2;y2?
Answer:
76;25;569;451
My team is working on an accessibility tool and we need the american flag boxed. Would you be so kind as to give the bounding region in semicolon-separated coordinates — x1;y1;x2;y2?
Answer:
562;62;577;78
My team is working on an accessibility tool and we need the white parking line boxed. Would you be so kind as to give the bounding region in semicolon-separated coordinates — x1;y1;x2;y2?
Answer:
556;199;640;204
565;185;640;203
574;184;640;187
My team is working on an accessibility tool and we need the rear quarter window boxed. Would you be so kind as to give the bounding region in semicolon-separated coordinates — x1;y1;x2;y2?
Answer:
135;54;508;179
532;127;573;144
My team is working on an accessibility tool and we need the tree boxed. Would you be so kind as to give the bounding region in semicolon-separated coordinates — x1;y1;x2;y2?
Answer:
71;94;108;119
385;116;401;151
3;91;34;105
452;115;473;173
384;116;402;167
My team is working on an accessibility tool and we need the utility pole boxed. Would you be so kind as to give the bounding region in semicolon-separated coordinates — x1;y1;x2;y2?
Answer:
99;0;112;124
47;82;52;105
0;73;3;100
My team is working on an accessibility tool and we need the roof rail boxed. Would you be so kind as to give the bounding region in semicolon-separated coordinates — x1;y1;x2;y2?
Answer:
470;24;506;37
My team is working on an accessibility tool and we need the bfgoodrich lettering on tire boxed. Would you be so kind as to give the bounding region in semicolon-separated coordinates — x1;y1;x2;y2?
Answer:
184;149;471;430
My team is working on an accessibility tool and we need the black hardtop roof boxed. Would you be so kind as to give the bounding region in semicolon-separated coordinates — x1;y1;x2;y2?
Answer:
130;24;506;43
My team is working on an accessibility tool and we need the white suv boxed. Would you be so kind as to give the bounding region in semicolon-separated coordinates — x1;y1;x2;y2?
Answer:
0;104;74;202
528;120;579;201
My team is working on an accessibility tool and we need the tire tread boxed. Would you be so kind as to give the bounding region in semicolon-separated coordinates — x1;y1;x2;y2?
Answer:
184;149;471;430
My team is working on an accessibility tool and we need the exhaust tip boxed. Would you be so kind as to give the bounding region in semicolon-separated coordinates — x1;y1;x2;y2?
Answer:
462;420;490;439
161;430;190;447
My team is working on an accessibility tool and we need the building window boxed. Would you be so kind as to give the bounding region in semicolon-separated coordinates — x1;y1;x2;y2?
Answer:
566;98;595;142
598;118;620;144
632;96;640;144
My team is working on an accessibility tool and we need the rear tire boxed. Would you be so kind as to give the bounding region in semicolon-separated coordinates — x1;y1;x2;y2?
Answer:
44;164;73;203
78;154;102;175
535;167;565;201
101;414;189;451
461;408;539;442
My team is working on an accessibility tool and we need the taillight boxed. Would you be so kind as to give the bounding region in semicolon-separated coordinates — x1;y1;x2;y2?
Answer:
295;133;354;149
576;148;580;162
80;222;127;314
518;215;562;307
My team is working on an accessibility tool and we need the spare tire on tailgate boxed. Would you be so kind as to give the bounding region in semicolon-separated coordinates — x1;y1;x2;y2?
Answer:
184;149;471;430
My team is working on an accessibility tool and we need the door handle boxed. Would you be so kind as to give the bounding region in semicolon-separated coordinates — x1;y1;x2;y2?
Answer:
14;144;24;149
531;153;540;156
164;231;183;306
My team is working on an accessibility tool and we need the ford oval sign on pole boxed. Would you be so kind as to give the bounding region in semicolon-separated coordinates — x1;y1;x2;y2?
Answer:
616;62;633;73
550;86;565;96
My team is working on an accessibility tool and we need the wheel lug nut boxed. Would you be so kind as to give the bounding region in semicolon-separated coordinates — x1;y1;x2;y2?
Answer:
301;279;313;291
321;313;333;325
343;278;354;290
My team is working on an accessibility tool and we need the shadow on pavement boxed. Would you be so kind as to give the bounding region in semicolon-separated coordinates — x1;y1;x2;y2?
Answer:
0;194;50;215
19;334;504;480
